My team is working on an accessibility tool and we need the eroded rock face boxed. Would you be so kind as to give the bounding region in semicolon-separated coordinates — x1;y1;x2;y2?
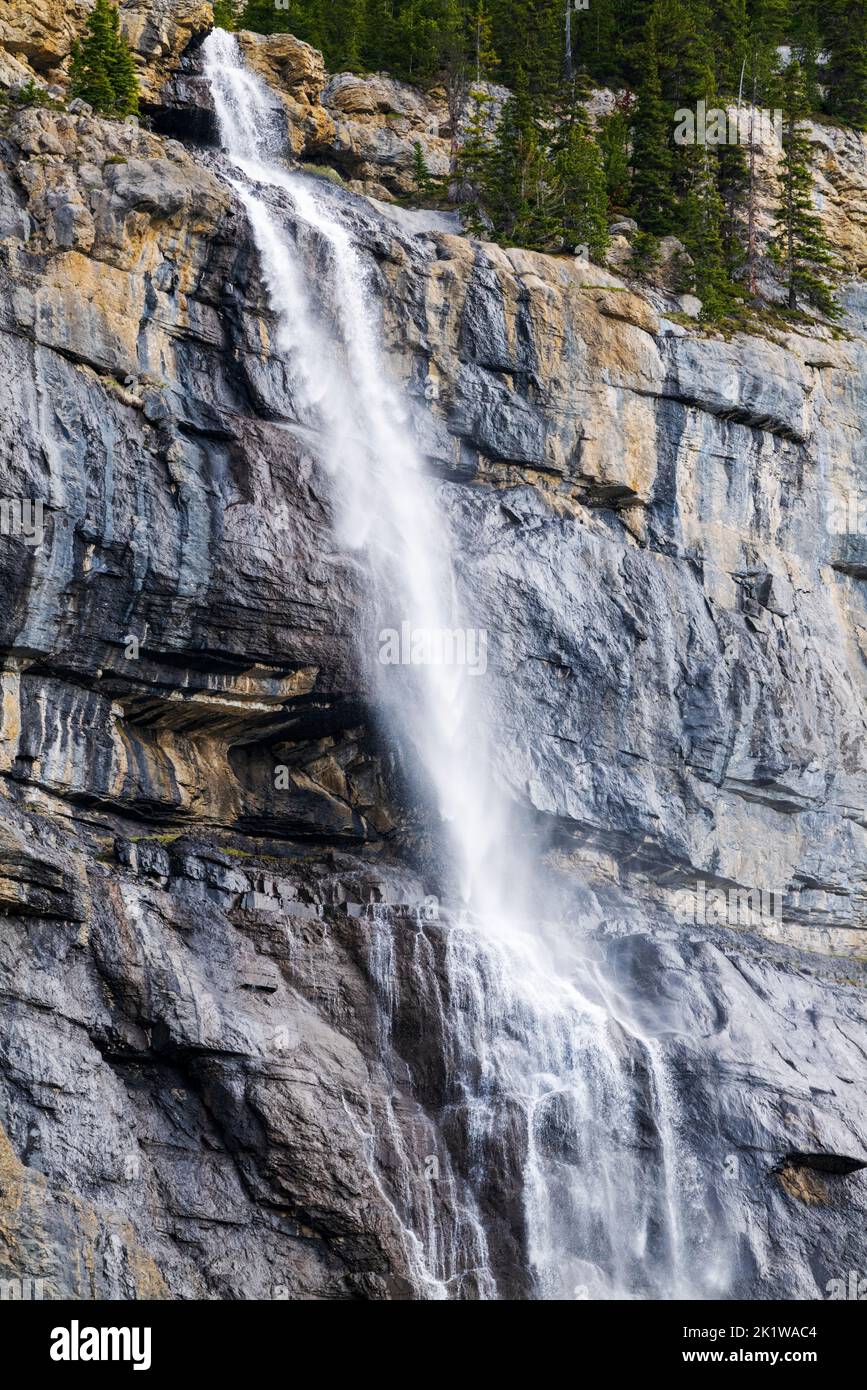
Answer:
0;74;866;1301
0;0;90;74
156;32;508;199
236;30;334;158
0;0;213;98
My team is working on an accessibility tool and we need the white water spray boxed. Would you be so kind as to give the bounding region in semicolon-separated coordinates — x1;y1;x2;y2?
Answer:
203;29;726;1300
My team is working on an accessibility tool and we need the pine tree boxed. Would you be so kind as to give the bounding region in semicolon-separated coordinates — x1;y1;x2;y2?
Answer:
328;0;365;69
570;0;621;88
717;137;750;278
682;149;738;318
620;0;659;88
490;0;562;97
742;11;784;294
630;18;675;233
824;0;867;129
748;0;791;51
360;0;396;70
69;0;139;118
471;1;499;82
550;108;610;257
411;140;439;196
598;107;632;209
770;62;840;315
487;69;554;245
212;0;239;29
454;87;496;233
715;0;749;96
790;0;821;108
237;0;288;36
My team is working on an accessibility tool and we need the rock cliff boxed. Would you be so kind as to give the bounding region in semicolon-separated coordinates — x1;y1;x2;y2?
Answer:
0;6;866;1301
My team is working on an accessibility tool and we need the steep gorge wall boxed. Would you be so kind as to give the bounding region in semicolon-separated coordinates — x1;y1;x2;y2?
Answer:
0;15;866;1299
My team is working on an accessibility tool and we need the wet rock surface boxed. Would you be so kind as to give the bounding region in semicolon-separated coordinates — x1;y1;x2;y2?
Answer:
0;30;865;1299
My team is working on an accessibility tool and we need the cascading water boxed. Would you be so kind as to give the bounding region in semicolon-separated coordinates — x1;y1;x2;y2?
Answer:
203;29;731;1300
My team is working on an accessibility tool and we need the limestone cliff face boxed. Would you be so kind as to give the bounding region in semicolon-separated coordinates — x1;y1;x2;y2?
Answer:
0;0;213;98
0;16;866;1301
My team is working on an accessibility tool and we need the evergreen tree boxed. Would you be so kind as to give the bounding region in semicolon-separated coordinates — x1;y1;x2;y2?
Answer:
212;0;239;29
569;0;622;88
630;17;675;233
471;1;499;82
649;0;709;107
486;69;554;244
619;0;659;88
716;0;750;96
717;137;750;278
490;0;562;96
237;0;288;36
770;62;840;315
69;0;139;118
454;87;496;233
790;0;821;108
361;0;396;70
747;0;791;51
328;0;365;69
825;0;867;129
681;148;738;318
549;108;610;257
598;107;632;209
411;140;439;196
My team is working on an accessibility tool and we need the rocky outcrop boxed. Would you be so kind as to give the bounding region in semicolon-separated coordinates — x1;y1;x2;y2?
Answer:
0;32;866;1299
236;31;335;159
155;31;507;199
0;0;90;75
0;0;213;99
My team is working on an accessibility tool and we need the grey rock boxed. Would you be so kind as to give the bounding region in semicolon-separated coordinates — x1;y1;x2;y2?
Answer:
0;100;865;1303
676;292;702;317
609;217;638;235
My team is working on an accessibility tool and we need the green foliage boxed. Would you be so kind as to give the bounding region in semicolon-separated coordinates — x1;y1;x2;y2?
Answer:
598;108;632;209
453;76;610;257
770;61;841;316
682;149;740;319
454;87;495;233
233;0;867;143
212;0;239;29
471;2;499;82
549;107;610;257
411;140;439;197
629;230;661;276
715;0;749;96
69;0;139;118
236;0;288;36
716;137;749;276
790;0;822;107
228;0;861;322
0;80;64;111
484;72;554;245
824;0;867;129
630;17;675;234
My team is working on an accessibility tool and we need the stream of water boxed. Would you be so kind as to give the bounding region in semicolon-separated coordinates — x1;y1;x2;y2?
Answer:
203;28;724;1301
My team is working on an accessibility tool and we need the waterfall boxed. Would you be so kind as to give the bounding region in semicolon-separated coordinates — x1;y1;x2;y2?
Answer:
203;30;730;1300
